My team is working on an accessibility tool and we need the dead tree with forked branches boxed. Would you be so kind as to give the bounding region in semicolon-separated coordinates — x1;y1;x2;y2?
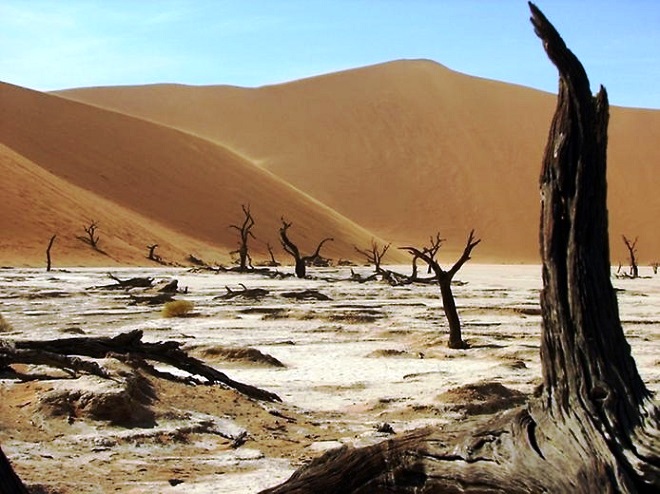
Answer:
279;218;333;278
622;235;639;278
81;220;100;250
401;230;480;349
411;232;444;280
229;204;256;271
261;4;659;493
355;240;390;275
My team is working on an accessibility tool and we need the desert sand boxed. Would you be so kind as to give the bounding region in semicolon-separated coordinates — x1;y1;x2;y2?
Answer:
55;60;660;264
0;265;658;493
0;80;396;268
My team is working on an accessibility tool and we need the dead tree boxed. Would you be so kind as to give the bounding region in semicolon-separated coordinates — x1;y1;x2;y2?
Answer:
229;204;255;271
261;4;659;493
355;240;390;274
622;235;639;278
410;233;444;279
146;244;163;264
45;234;56;272
401;230;480;349
0;445;29;494
266;242;281;267
279;218;333;278
82;220;100;249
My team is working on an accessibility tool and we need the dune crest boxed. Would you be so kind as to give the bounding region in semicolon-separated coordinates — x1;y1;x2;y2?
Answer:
57;60;660;263
0;81;396;267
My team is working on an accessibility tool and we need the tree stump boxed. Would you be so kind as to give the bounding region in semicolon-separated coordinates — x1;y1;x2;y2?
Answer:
260;4;659;492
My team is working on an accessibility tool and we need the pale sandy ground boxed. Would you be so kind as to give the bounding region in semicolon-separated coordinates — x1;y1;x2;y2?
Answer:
0;264;658;493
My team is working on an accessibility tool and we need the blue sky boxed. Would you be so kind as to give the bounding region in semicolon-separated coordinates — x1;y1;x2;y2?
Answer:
1;1;658;108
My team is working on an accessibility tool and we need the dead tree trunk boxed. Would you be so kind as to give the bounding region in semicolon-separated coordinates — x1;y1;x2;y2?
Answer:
146;244;164;264
45;234;56;272
229;204;255;271
622;235;639;278
279;219;333;278
261;4;659;493
0;445;29;494
402;230;480;349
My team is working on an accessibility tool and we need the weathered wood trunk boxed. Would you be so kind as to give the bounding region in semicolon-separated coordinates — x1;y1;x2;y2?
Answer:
0;446;29;494
438;276;466;349
46;234;56;272
261;4;659;493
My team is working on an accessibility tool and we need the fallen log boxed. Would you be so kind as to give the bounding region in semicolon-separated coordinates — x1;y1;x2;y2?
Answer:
92;273;154;290
216;284;269;300
261;4;659;492
2;330;280;403
281;289;331;301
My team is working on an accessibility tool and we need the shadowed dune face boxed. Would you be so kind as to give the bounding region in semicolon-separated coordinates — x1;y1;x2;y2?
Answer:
0;81;395;267
1;60;657;267
56;60;660;263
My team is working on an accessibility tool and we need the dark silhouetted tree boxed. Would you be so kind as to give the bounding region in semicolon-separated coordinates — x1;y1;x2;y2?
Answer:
355;240;390;275
402;230;480;349
82;220;100;250
45;234;56;272
622;235;639;278
229;204;255;271
279;218;333;278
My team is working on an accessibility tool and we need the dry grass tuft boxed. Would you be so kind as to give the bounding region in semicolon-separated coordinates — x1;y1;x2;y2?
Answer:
162;300;195;318
0;313;13;332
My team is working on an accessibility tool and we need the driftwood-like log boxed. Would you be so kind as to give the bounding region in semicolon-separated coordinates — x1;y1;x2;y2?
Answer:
128;292;175;305
2;330;280;403
92;273;154;290
216;284;269;300
281;289;331;301
261;4;659;493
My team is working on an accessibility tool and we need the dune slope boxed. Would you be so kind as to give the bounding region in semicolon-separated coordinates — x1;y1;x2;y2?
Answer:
0;82;393;267
58;60;660;263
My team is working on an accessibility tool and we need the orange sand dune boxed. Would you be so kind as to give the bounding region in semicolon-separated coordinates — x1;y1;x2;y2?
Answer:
0;143;222;267
0;82;397;267
58;60;660;263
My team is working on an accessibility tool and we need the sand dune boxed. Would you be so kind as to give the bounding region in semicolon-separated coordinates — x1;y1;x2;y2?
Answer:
0;82;394;267
57;60;660;263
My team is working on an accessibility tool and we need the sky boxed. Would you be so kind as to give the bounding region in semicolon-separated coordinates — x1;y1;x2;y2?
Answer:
1;1;659;109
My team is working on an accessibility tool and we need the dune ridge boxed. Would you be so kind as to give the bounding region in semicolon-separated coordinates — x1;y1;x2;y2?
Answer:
57;60;660;263
0;81;397;267
1;59;657;267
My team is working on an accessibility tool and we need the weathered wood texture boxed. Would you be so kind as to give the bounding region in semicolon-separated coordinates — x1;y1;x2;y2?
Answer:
0;445;29;494
1;330;280;403
261;4;659;492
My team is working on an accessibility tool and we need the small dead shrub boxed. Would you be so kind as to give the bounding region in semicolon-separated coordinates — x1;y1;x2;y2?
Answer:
162;300;194;318
0;313;13;332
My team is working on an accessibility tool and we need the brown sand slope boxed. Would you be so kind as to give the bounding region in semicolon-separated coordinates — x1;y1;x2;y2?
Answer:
0;82;395;267
58;60;660;263
0;143;222;267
